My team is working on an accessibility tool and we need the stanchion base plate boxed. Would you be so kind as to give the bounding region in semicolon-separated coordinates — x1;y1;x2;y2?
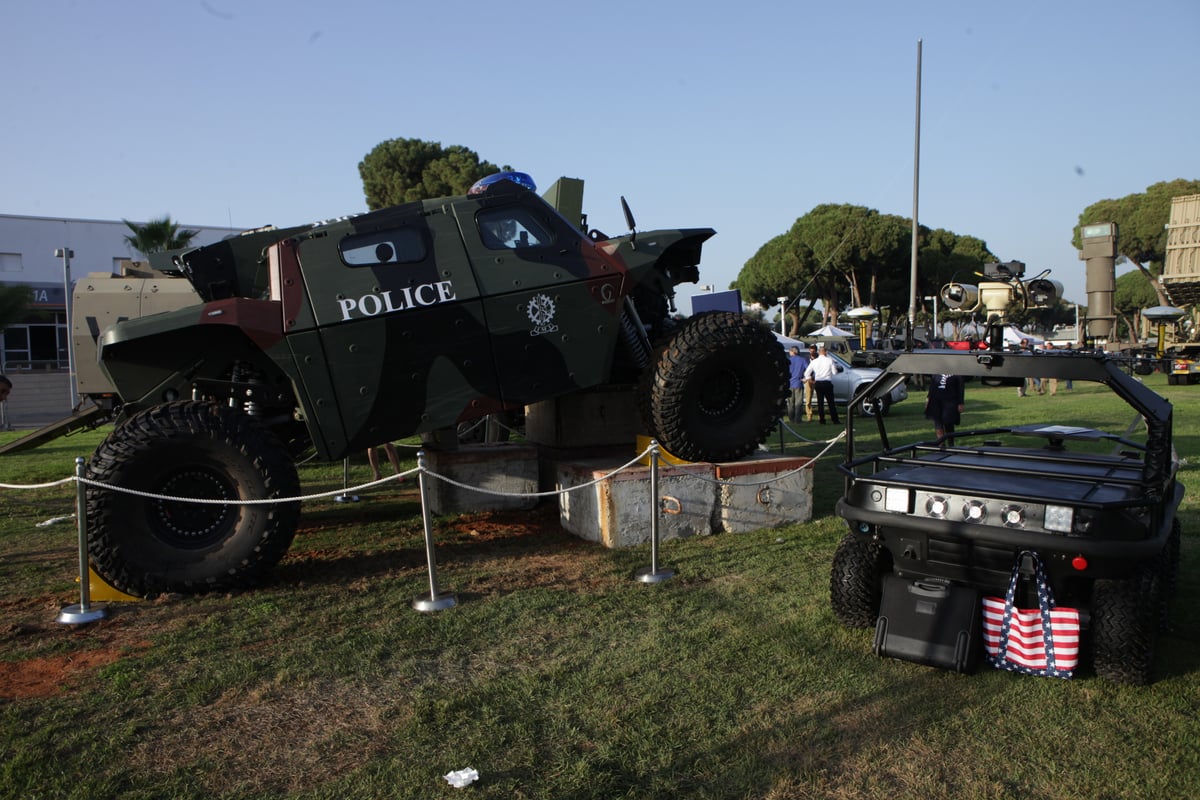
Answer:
635;566;676;584
413;593;457;612
57;603;108;625
334;494;360;503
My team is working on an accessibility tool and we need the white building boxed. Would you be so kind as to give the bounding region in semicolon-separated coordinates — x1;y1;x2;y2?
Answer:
0;214;241;426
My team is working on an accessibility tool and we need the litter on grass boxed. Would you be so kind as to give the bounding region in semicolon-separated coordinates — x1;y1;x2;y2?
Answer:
443;767;480;788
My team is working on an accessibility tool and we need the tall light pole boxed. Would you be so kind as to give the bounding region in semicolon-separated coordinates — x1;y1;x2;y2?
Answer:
907;39;923;339
777;296;788;336
54;248;78;411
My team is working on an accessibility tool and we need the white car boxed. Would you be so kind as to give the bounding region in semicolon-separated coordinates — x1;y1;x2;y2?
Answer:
780;332;908;416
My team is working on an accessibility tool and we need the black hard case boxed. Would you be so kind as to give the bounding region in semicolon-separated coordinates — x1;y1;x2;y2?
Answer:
873;574;981;673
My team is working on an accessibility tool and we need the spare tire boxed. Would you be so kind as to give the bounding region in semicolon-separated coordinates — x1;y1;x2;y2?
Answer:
639;312;787;462
85;401;301;597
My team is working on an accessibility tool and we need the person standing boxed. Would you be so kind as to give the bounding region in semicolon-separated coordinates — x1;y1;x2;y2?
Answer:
1042;342;1057;395
0;375;11;403
368;442;402;481
804;345;818;420
924;373;965;440
786;346;810;422
804;343;839;424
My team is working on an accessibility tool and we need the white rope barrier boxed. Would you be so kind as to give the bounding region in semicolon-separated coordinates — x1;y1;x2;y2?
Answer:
0;476;76;490
3;432;849;620
684;430;847;488
0;429;848;505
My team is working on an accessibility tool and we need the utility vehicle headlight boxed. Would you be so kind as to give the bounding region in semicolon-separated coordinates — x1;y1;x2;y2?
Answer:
1045;504;1074;533
925;495;949;519
962;499;987;523
885;488;911;513
1001;504;1025;529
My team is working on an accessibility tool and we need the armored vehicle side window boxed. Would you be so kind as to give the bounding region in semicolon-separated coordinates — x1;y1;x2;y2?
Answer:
476;207;554;250
339;228;428;267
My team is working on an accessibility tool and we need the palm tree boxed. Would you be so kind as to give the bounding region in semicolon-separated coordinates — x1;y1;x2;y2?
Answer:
0;284;31;333
122;215;200;256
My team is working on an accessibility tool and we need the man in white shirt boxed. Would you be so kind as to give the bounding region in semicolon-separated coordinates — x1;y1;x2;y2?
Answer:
803;343;839;424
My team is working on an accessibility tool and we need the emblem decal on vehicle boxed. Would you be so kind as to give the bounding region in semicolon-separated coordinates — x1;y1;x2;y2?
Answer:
526;293;558;336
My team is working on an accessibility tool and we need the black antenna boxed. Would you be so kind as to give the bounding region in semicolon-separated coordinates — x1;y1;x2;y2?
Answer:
620;196;637;249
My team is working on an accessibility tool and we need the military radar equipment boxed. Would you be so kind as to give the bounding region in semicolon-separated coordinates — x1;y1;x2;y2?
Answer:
81;174;788;596
939;260;1063;329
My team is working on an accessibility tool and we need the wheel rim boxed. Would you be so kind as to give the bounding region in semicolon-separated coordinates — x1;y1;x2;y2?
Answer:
694;366;747;420
149;468;237;549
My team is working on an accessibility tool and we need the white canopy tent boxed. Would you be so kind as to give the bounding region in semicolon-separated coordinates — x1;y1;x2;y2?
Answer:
808;325;854;338
1002;325;1044;347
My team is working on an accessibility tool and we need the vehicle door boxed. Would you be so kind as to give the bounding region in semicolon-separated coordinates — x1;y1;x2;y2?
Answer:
289;205;497;453
454;193;626;405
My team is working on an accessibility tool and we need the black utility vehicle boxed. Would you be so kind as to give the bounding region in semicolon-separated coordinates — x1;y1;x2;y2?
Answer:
830;345;1183;684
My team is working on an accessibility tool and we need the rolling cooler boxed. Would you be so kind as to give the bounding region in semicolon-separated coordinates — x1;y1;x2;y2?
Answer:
873;574;981;673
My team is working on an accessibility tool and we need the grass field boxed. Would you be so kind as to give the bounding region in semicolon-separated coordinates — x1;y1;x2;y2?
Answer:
1;372;1198;799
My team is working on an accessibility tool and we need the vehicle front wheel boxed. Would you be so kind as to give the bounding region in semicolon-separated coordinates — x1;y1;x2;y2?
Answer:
639;312;787;462
830;532;890;628
85;401;301;597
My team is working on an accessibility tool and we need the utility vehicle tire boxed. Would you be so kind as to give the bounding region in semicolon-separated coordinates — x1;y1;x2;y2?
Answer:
85;401;301;597
830;532;889;628
1091;565;1160;685
1167;374;1179;386
640;312;787;462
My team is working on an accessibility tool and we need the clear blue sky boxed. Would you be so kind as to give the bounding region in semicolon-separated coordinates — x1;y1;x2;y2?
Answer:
4;0;1197;310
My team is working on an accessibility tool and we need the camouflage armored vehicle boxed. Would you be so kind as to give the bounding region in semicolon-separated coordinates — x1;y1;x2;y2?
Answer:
84;173;788;596
830;344;1182;684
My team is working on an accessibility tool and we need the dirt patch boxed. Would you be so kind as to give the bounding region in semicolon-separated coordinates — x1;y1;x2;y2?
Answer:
0;647;123;699
2;504;599;702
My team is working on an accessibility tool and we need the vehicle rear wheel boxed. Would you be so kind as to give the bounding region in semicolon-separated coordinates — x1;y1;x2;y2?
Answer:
1091;564;1160;685
85;401;301;597
830;532;889;628
639;312;787;462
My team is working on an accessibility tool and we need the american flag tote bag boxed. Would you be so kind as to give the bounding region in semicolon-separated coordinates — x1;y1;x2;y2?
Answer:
981;551;1080;678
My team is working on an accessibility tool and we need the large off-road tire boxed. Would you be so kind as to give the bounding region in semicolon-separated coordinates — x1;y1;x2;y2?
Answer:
85;401;302;597
1091;564;1161;685
639;312;787;462
830;532;889;628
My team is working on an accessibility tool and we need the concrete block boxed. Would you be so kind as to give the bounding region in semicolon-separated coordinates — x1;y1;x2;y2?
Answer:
424;443;539;514
524;385;640;449
557;458;715;548
555;452;815;548
714;455;813;532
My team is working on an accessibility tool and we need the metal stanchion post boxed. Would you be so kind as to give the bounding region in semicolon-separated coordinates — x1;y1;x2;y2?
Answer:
412;450;456;612
334;457;359;502
636;440;675;583
58;457;107;625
